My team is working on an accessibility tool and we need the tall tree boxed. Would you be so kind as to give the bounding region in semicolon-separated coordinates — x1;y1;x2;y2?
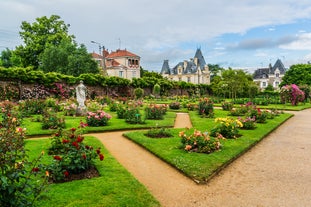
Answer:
281;64;311;86
15;15;74;68
0;48;21;68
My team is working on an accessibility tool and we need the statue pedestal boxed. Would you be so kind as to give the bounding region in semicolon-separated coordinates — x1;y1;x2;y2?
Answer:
76;107;87;116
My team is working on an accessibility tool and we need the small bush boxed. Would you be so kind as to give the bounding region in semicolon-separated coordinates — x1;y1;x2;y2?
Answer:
125;107;144;124
221;101;233;111
145;126;172;138
238;116;256;129
41;109;66;129
179;129;222;154
169;101;181;110
145;104;167;120
210;117;243;139
198;98;214;118
86;111;112;126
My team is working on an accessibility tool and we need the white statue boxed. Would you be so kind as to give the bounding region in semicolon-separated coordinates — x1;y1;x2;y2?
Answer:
76;80;86;108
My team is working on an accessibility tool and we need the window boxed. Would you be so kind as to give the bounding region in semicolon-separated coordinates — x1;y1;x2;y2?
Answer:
262;82;266;87
187;77;191;83
119;71;123;78
275;81;279;87
132;70;136;78
276;73;279;78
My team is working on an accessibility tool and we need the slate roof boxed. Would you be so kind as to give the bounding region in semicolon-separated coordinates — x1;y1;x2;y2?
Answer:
253;59;286;79
160;48;207;75
106;49;139;58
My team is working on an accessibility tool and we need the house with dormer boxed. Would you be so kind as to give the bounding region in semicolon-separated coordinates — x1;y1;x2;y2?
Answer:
91;49;140;80
160;48;210;84
253;59;286;90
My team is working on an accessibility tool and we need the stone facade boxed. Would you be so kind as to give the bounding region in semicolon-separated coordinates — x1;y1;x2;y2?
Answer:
91;49;140;80
160;48;210;84
253;59;287;90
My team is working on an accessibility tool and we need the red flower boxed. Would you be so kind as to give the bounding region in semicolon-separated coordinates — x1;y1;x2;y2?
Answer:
62;139;69;144
55;132;60;137
53;155;62;161
63;171;69;177
76;135;83;143
72;142;79;148
85;145;90;150
69;134;75;139
82;154;87;160
32;167;39;172
99;153;104;161
71;128;76;132
96;148;101;155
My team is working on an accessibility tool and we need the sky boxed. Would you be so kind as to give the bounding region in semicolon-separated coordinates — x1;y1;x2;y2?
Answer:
2;0;311;73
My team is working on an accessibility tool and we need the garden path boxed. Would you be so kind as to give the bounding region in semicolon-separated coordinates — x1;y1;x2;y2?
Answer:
90;110;311;207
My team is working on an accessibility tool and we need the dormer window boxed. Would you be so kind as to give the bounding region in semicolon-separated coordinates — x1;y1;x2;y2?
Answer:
276;73;279;78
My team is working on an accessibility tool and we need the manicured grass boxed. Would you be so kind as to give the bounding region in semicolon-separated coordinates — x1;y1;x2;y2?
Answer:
214;102;311;111
23;111;176;136
26;136;160;207
124;110;293;183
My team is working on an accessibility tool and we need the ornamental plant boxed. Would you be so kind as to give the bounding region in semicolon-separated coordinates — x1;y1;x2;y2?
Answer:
63;102;78;116
0;101;48;206
47;124;104;182
198;98;214;118
145;125;172;138
221;101;233;111
238;116;256;129
41;109;66;129
125;107;144;124
86;110;112;126
179;129;222;154
280;84;305;105
210;117;243;139
169;101;181;110
145;104;167;120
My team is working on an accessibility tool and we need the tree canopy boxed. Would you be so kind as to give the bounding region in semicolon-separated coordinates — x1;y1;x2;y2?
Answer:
281;64;311;86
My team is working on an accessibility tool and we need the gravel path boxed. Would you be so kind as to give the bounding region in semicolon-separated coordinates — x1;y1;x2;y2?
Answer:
90;110;311;207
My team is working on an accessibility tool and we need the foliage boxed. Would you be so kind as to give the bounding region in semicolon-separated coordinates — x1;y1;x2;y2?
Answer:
15;15;74;68
0;48;21;68
125;107;144;124
0;82;20;101
0;101;48;206
153;83;161;96
63;102;77;116
145;104;167;120
169;101;181;110
47;126;104;182
41;109;66;129
19;99;46;115
221;101;233;111
281;64;311;86
280;84;305;105
134;87;144;99
210;117;243;139
145;126;172;138
86;111;112;127
238;116;256;129
179;129;222;154
21;84;50;100
198;98;214;117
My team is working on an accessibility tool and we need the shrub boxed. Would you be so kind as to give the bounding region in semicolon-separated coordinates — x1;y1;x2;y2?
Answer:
41;109;66;129
21;84;50;100
145;126;172;138
198;98;214;118
145;104;167;120
221;101;233;111
134;88;144;99
63;102;78;116
125;107;144;124
18;99;46;115
116;105;127;119
109;101;119;112
47;126;104;182
210;117;243;139
86;100;104;112
86;111;112;126
169;101;181;110
187;103;197;111
0;101;48;206
179;129;222;154
238;116;256;129
45;97;61;111
280;84;305;105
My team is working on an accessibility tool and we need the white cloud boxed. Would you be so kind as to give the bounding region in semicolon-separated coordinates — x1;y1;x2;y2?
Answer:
280;33;311;50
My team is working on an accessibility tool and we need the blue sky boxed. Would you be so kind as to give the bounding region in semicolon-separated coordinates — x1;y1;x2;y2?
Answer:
1;0;311;73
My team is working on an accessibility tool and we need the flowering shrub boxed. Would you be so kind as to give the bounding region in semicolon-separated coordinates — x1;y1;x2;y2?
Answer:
169;102;181;110
179;129;222;154
41;109;66;129
229;102;253;116
116;105;127;119
145;125;172;138
145;104;167;120
187;103;197;111
50;83;70;99
210;117;243;139
254;109;268;123
86;100;105;112
63;103;78;116
0;102;48;206
86;111;112;126
18;99;46;115
47;125;104;182
238;116;256;129
21;84;50;100
45;97;61;112
198;98;214;118
280;84;305;105
221;101;233;111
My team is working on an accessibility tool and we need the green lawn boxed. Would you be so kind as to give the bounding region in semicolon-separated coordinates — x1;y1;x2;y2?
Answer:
26;136;160;207
23;111;176;136
124;110;293;183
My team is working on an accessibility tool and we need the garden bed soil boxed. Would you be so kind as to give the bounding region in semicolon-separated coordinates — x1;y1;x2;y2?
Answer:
51;166;99;183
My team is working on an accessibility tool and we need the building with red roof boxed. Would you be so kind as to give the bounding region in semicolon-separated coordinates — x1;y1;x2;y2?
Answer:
91;48;140;80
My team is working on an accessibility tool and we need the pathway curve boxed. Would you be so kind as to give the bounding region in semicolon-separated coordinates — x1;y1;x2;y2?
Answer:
90;110;311;207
